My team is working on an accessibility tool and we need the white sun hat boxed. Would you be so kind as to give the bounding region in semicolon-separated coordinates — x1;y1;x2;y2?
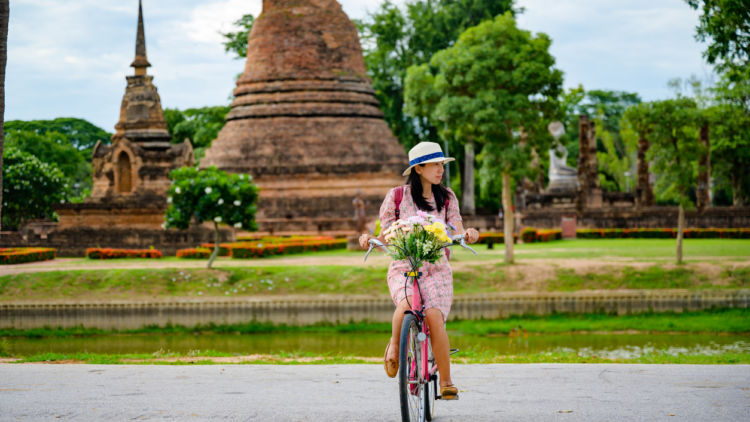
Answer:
402;141;455;176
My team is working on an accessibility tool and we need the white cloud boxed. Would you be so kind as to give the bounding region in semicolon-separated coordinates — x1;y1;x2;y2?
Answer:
180;0;262;44
6;0;710;130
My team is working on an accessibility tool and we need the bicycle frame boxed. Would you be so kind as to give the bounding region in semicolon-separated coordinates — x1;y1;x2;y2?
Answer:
366;235;477;399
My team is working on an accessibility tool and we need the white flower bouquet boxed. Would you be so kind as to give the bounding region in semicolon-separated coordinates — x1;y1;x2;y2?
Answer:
382;211;452;266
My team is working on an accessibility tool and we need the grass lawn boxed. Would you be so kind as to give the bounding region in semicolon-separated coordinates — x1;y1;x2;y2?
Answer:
452;238;750;261
1;262;748;301
40;238;750;263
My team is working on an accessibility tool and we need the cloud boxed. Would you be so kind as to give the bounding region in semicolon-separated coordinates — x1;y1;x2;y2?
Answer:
6;0;711;130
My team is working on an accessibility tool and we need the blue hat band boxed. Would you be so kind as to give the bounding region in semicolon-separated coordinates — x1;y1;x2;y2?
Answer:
409;152;445;166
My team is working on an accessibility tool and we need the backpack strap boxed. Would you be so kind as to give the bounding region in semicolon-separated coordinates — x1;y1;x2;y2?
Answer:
394;185;404;219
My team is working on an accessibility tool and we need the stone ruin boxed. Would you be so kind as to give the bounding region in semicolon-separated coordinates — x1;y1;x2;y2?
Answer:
201;0;405;234
515;115;749;231
18;0;230;255
55;0;193;231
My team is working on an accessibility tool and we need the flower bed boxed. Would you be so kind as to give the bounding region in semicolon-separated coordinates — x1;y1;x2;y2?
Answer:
477;232;518;244
0;248;56;265
203;236;345;257
521;228;563;243
176;248;211;259
231;238;347;259
86;248;162;259
576;228;750;239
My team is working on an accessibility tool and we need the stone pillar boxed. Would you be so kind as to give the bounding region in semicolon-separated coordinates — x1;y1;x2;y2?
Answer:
636;136;654;207
696;123;711;210
576;115;602;209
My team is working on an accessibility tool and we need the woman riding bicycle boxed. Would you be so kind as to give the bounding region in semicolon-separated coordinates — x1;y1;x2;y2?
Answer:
359;141;479;400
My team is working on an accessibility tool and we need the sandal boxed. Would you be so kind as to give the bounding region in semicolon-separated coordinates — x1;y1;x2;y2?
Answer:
440;384;459;400
384;342;398;378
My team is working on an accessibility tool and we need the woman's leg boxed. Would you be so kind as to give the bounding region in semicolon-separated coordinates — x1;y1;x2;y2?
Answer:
387;297;411;361
424;308;452;387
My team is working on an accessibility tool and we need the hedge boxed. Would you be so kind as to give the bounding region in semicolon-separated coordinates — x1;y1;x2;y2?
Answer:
521;228;563;243
231;238;347;259
203;236;345;257
577;228;750;239
0;247;56;265
86;248;162;259
176;248;211;259
477;232;518;245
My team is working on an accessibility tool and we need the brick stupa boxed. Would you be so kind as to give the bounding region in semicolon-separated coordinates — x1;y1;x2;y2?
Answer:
201;0;405;233
56;0;193;230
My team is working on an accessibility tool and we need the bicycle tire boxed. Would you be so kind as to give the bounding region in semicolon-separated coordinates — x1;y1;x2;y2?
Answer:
399;313;424;422
425;337;435;421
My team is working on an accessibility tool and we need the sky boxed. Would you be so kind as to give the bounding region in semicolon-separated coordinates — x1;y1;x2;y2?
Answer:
6;0;711;132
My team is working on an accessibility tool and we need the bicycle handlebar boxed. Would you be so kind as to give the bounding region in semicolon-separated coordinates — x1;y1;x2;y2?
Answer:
363;233;478;263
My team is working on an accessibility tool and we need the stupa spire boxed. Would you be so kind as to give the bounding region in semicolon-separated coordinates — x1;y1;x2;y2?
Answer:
130;0;151;75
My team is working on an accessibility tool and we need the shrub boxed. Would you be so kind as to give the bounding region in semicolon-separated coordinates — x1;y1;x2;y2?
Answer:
176;248;211;259
477;232;518;244
86;248;162;259
0;247;56;265
204;236;346;258
536;229;562;242
231;238;347;259
521;227;537;243
576;228;749;239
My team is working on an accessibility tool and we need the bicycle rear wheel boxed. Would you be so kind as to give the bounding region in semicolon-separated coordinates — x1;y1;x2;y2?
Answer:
399;313;425;422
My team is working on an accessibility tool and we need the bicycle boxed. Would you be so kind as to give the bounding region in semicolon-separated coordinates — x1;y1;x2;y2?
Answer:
365;234;477;422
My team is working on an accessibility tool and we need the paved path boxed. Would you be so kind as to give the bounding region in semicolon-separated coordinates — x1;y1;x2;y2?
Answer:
1;364;748;421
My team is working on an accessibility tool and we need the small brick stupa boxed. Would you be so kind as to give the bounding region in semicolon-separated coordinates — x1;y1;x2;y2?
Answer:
56;0;193;231
201;0;405;233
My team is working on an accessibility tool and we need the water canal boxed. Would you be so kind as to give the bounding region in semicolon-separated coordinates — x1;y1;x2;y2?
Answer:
5;332;749;360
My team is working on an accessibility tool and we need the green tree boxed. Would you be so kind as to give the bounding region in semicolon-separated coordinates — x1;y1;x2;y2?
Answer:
4;129;91;199
2;147;68;230
165;166;258;268
685;0;750;74
559;88;640;168
596;113;636;193
361;0;515;201
646;98;702;264
4;117;111;153
164;106;230;163
706;69;750;205
708;103;750;205
406;12;563;263
221;13;255;59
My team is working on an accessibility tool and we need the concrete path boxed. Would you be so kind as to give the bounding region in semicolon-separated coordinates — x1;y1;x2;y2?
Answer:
1;364;748;421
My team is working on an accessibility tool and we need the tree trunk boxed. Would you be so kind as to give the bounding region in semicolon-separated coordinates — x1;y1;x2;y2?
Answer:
636;136;653;207
676;204;685;264
0;1;9;231
208;221;221;269
731;174;743;207
696;124;710;210
462;140;475;215
502;171;514;264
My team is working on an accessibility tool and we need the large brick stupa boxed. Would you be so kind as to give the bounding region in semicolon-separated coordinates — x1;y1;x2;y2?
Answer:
201;0;405;233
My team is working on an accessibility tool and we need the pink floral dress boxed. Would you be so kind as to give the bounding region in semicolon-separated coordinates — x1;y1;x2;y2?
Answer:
379;185;462;321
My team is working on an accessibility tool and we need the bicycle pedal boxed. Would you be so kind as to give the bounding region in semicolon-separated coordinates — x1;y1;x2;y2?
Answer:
449;348;459;355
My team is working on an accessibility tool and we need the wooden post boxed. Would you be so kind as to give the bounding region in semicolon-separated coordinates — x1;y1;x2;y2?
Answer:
502;171;514;264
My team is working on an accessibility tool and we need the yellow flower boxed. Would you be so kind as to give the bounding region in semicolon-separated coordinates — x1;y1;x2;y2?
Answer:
424;223;450;243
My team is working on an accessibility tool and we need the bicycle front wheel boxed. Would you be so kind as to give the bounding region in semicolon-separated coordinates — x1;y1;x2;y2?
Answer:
399;313;425;422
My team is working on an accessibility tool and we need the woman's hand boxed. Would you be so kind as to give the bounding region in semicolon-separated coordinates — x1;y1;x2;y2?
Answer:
359;233;372;249
465;228;479;244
